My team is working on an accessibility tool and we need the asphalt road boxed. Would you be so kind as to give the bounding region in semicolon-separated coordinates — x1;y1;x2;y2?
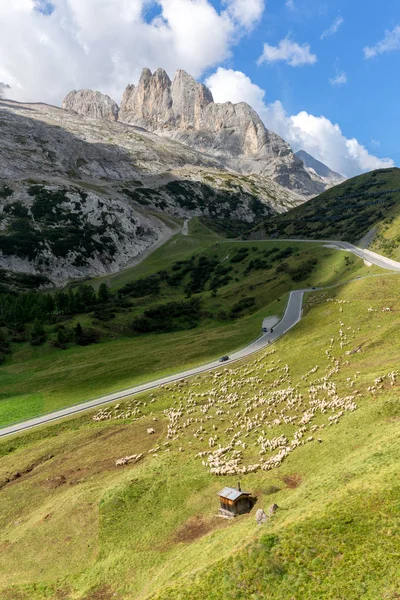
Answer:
1;241;399;439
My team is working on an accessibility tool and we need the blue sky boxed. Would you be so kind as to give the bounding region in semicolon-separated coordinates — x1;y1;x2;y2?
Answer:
0;0;399;177
207;0;400;169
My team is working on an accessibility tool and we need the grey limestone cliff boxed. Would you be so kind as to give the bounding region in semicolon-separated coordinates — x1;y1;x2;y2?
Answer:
119;68;324;197
62;89;119;122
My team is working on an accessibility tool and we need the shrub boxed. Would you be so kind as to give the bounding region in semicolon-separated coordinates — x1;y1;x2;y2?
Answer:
130;298;202;334
119;275;161;298
29;318;47;346
74;322;100;346
0;185;13;198
230;248;249;263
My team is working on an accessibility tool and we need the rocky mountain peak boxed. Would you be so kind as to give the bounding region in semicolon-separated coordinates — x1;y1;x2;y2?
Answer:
118;67;324;196
62;89;119;122
120;67;174;129
61;67;326;197
295;150;346;186
171;69;213;130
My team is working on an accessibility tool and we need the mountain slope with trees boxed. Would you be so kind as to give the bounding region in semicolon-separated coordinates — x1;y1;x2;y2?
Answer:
0;98;306;286
250;168;400;259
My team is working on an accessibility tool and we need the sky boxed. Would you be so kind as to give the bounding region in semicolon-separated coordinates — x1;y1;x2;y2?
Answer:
0;0;399;178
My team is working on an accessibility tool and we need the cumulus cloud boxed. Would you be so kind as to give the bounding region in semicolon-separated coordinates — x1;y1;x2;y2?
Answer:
364;25;400;59
0;0;263;105
257;38;317;67
329;71;347;86
223;0;265;30
206;67;394;178
320;16;344;40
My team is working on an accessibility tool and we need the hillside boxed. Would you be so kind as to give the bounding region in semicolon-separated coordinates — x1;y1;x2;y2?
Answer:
0;270;399;599
250;167;400;259
0;99;304;286
0;220;381;427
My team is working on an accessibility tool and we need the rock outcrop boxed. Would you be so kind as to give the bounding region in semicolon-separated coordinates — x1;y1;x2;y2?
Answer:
62;89;119;121
119;68;324;197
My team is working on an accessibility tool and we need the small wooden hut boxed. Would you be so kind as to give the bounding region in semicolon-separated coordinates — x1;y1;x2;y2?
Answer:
218;483;253;518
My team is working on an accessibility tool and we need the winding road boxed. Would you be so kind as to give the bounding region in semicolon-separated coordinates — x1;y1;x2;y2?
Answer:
1;241;399;439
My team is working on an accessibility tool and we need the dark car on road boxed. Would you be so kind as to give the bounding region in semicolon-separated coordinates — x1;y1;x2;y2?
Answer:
219;355;230;362
262;327;268;333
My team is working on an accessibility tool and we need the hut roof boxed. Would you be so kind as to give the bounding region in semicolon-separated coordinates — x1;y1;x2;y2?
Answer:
218;487;251;502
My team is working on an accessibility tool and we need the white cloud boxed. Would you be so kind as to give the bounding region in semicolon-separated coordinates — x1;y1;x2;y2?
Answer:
285;0;295;10
223;0;265;30
258;38;317;67
206;67;394;178
320;16;344;40
329;71;347;86
364;25;400;59
0;0;263;105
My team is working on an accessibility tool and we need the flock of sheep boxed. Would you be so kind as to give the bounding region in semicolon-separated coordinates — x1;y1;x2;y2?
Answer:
91;294;397;476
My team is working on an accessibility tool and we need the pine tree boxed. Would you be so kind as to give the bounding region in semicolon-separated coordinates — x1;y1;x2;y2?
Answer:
56;328;68;350
74;322;84;345
30;318;47;346
98;282;110;303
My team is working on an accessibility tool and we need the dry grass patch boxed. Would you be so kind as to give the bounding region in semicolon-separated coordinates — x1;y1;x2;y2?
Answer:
281;473;302;489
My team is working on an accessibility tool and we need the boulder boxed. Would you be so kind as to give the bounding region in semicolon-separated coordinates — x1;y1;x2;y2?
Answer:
256;508;268;525
268;503;279;517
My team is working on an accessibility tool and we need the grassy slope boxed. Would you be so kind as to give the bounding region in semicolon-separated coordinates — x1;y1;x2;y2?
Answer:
88;217;221;292
0;218;382;427
0;274;399;600
251;167;400;259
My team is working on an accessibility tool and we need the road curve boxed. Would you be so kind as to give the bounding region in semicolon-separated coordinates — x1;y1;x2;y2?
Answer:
1;243;400;439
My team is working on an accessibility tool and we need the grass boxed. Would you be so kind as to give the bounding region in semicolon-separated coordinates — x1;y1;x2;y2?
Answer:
89;217;221;292
0;274;399;599
0;230;383;427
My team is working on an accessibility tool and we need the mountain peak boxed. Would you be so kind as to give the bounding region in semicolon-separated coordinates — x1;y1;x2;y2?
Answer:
295;150;346;186
118;68;324;196
62;89;119;121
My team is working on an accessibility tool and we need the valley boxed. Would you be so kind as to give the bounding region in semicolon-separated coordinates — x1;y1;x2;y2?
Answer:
0;57;399;600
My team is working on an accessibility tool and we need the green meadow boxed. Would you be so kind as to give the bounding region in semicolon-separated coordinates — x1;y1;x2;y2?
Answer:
0;274;399;599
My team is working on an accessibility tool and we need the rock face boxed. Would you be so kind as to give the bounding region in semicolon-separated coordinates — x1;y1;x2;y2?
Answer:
0;82;10;99
0;98;304;285
295;150;346;188
119;68;324;197
62;89;119;121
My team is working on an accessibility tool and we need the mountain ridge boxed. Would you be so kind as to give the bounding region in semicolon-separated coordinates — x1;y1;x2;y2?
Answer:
63;67;326;198
248;167;400;259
